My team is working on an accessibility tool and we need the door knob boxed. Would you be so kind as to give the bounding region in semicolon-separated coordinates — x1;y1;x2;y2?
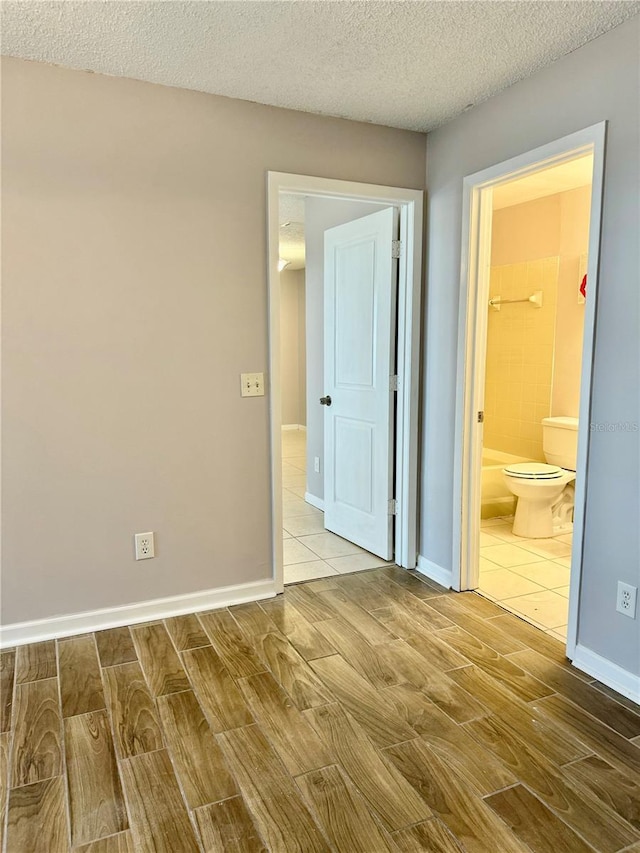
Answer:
319;395;332;406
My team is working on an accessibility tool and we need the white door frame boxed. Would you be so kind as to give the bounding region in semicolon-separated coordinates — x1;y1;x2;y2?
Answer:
453;123;606;659
267;172;423;593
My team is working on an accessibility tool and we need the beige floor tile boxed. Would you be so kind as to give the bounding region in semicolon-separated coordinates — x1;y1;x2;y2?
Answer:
555;533;573;545
284;539;321;565
478;569;545;600
502;589;569;629
479;556;503;573
327;553;391;574
283;473;307;491
283;499;322;520
548;625;568;641
298;532;363;560
555;586;570;598
509;560;570;589
484;523;526;543
288;485;307;498
553;555;572;568
288;456;307;471
284;561;338;584
283;515;327;538
283;530;293;540
480;543;546;568
480;517;510;528
480;531;504;547
518;538;573;559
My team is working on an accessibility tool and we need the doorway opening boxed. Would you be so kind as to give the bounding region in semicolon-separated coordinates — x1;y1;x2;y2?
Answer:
268;173;423;592
454;123;606;659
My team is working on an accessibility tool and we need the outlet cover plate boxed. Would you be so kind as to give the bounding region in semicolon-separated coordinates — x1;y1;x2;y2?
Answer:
135;532;155;561
616;581;637;618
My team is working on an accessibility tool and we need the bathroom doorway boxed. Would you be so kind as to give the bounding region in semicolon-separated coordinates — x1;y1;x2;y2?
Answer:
454;123;606;657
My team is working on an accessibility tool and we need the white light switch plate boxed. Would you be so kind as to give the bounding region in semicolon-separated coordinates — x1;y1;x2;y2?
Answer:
240;372;265;397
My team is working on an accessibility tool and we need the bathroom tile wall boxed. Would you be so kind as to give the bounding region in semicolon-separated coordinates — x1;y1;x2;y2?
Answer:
484;256;559;460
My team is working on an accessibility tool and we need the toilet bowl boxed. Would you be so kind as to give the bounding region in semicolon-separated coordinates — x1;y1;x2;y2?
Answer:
502;417;578;539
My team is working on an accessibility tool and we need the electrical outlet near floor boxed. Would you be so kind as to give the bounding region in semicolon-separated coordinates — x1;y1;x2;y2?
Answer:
314;456;320;473
134;532;155;560
616;581;637;618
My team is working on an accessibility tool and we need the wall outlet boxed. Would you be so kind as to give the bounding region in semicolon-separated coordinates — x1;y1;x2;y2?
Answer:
240;372;265;397
616;581;637;618
314;456;320;474
134;532;155;561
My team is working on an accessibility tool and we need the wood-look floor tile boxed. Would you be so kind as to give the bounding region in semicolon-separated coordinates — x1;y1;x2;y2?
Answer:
485;784;592;853
199;609;266;677
95;628;138;668
75;831;134;852
11;677;62;787
488;612;593;680
370;600;453;639
326;573;391;610
238;671;332;776
119;748;200;853
563;754;640;830
464;711;639;852
6;776;69;853
285;585;338;622
438;625;553;703
405;630;470;672
229;602;280;638
130;623;190;696
257;632;333;710
259;598;336;661
102;662;164;758
194;796;267;852
428;597;525;654
315;589;398;645
367;579;454;633
384;738;526;853
163;614;210;651
392;819;464;853
15;641;57;683
385;683;516;795
592;679;640;713
1;650;16;732
509;648;640;738
181;645;253;731
156;689;237;808
450;665;589;765
376;566;445;599
64;710;128;847
217;724;331;853
532;693;640;777
378;642;488;724
455;592;506;619
297;764;397;852
308;702;431;831
310;654;417;748
314;618;403;688
58;636;105;717
0;732;8;851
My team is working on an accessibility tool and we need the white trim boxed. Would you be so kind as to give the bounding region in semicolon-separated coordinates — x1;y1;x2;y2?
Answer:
453;123;607;659
0;579;277;648
572;644;640;706
304;492;325;512
416;555;452;590
268;172;424;592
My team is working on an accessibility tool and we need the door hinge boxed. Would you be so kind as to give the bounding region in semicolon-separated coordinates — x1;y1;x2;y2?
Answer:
477;411;484;423
391;240;402;259
389;375;399;391
388;499;397;516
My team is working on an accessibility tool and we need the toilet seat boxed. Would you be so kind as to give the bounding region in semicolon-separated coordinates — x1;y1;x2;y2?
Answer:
503;462;564;480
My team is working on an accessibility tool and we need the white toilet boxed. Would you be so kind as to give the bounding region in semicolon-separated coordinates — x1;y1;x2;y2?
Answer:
502;417;578;539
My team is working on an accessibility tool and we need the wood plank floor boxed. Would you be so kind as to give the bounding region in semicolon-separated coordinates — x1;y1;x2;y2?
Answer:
1;566;639;852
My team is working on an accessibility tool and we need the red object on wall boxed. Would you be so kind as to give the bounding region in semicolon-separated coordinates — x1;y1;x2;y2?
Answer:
580;274;587;299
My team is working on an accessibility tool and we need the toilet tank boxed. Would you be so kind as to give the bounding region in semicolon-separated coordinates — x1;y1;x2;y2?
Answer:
542;417;579;470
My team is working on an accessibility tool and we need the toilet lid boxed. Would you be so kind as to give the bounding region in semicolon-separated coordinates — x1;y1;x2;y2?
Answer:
504;462;564;479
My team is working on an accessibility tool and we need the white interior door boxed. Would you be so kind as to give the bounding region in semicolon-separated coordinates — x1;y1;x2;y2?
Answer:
323;207;398;560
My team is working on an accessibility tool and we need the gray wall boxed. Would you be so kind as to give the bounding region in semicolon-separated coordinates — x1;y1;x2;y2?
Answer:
304;197;389;501
1;56;426;625
279;269;305;427
422;17;640;674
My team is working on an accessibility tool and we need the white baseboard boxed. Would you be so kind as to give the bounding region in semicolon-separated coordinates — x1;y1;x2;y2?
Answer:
416;555;452;589
571;643;640;706
0;579;277;648
304;492;325;512
281;424;307;431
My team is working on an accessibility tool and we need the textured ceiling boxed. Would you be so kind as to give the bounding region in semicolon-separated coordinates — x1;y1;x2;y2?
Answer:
279;194;306;270
2;1;638;132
